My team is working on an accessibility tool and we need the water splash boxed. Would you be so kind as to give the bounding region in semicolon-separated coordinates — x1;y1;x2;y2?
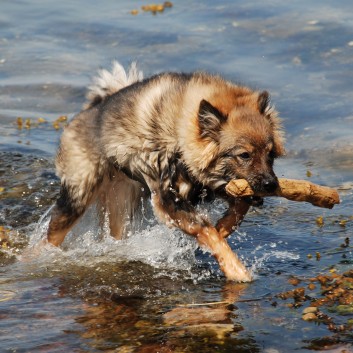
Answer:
23;203;199;274
20;196;301;286
249;241;300;276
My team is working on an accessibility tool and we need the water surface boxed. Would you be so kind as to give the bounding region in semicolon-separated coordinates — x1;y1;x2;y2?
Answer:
1;1;353;352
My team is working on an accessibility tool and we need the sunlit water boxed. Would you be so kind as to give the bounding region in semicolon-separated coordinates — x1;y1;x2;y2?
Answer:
1;1;353;352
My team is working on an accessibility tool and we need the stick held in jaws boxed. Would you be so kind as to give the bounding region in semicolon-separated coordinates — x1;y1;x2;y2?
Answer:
225;178;340;209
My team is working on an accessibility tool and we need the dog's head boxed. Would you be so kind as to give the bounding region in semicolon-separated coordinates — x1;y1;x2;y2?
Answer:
187;90;285;192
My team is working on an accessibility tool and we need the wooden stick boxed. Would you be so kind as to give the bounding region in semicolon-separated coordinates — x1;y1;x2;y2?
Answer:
225;178;340;209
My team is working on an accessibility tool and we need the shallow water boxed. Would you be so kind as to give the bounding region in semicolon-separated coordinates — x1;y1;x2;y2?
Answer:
1;1;353;352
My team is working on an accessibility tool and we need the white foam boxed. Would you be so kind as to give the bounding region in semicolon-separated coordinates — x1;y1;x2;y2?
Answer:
22;200;299;281
250;248;300;275
24;204;198;273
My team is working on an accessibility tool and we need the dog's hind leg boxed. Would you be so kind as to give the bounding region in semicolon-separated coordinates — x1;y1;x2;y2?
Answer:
47;127;106;246
47;176;103;246
47;184;85;246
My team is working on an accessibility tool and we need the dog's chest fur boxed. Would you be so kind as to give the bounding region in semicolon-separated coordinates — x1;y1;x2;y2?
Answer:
118;149;213;206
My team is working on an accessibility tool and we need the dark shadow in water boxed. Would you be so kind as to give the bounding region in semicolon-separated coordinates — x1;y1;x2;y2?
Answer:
57;270;260;353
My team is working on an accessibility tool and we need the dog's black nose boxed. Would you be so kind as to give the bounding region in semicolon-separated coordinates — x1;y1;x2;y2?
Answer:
263;179;279;193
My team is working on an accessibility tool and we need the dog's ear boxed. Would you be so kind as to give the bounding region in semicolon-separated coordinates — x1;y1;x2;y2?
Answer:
257;90;270;115
198;99;226;140
258;91;286;157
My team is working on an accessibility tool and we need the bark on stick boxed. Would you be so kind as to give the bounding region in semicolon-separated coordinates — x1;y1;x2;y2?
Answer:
225;178;340;209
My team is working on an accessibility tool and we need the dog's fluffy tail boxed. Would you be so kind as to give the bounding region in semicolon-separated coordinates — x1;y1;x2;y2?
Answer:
84;61;143;109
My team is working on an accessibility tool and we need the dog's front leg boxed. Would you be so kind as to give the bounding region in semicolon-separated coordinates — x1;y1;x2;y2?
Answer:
216;198;250;238
149;187;252;282
195;226;252;282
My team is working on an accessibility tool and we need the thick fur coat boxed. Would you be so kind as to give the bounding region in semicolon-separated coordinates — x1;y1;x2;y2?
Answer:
47;62;285;281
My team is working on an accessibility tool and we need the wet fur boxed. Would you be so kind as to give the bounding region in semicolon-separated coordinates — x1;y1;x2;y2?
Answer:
47;62;285;279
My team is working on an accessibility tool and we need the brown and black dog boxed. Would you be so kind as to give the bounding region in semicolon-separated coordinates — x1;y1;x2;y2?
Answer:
46;62;285;281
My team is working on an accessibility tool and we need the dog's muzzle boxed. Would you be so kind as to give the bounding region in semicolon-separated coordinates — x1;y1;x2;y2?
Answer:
249;175;279;193
261;177;279;193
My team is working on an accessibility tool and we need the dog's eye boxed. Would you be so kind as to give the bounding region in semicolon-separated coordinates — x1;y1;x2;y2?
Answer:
238;152;251;160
